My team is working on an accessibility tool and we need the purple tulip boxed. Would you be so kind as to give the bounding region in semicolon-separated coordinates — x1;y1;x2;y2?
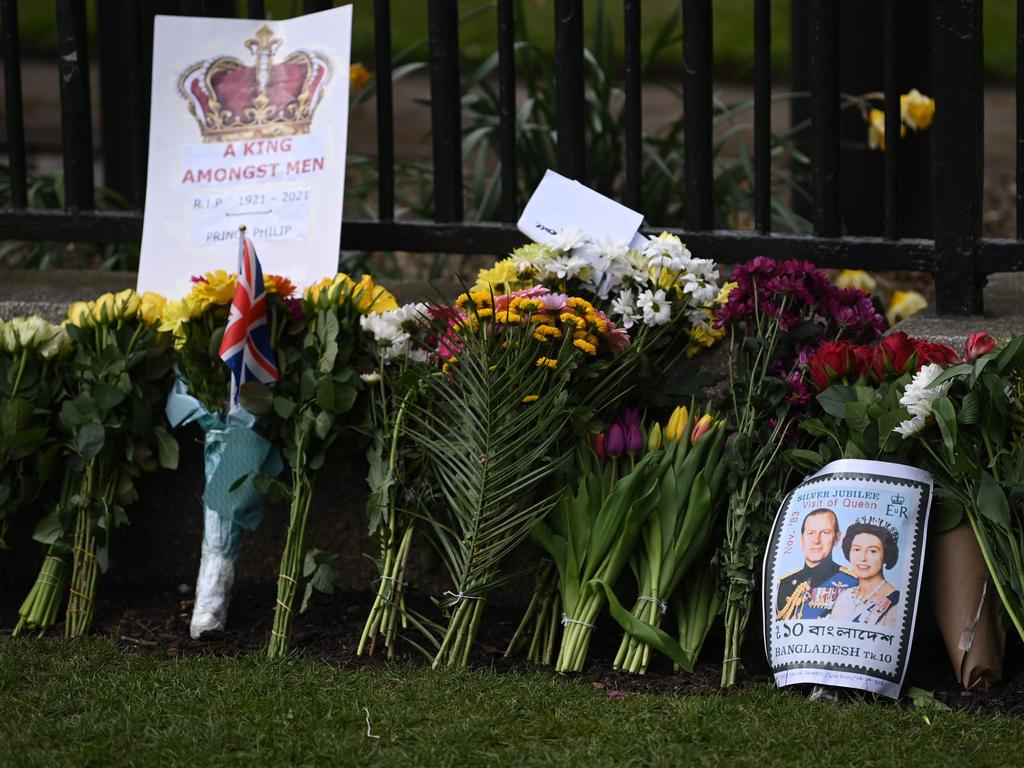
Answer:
605;423;626;457
622;408;643;455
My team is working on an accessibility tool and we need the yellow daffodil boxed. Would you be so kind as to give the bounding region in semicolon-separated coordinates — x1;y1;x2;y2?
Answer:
867;108;906;151
834;269;877;293
900;88;935;131
886;290;928;325
352;274;398;314
349;62;371;90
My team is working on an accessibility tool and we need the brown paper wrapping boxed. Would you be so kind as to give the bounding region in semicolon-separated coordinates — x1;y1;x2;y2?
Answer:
927;523;1005;689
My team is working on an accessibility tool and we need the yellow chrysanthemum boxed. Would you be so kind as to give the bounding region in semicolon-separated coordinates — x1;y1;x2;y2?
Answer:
715;282;738;306
533;325;562;341
158;297;201;349
494;310;522;324
685;321;726;358
559;313;584;329
573;338;597;356
472;258;529;294
566;297;593;313
511;297;544;314
535;357;558;369
139;292;167;326
521;394;539;404
189;270;237;310
867;108;906;151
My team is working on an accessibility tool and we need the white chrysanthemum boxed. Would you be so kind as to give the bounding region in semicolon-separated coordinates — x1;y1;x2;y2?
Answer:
681;273;720;306
541;252;591;281
894;414;928;439
899;362;952;419
686;307;711;331
610;288;641;330
642;232;686;263
360;312;411;363
636;288;672;326
583;237;635;298
549;227;587;253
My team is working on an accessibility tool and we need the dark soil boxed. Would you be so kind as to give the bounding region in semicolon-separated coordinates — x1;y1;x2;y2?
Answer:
5;582;1024;719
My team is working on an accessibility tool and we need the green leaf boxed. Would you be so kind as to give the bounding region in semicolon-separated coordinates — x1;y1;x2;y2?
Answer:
589;578;693;671
273;396;296;420
314;411;334;440
958;389;981;425
239;381;274;415
1;397;33;436
977;471;1011;529
93;380;127;411
784;448;824;474
153;425;179;470
816;385;857;419
32;506;67;544
300;549;338;613
932;500;964;533
932;397;957;464
844;401;870;434
76;423;106;461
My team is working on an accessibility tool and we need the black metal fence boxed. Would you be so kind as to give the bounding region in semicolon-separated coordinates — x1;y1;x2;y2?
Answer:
0;0;1014;315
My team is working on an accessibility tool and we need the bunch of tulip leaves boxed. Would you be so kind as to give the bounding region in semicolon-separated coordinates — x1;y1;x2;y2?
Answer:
614;406;728;675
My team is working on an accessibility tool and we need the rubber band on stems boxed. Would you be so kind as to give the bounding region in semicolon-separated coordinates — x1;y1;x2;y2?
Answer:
443;590;483;604
560;612;594;629
378;575;409;587
637;595;667;614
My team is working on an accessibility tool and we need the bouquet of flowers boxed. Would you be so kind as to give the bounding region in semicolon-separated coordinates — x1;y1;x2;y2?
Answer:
242;272;397;659
408;287;630;668
714;257;884;686
473;233;724;374
0;316;71;547
787;331;960;474
357;301;436;657
16;290;176;638
893;332;1024;643
159;267;292;638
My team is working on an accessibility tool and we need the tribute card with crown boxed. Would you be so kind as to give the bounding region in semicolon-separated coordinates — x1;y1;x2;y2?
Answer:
138;6;352;299
761;458;933;699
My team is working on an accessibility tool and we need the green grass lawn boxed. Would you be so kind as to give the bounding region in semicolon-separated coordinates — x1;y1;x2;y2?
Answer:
16;1;1019;79
1;637;1022;767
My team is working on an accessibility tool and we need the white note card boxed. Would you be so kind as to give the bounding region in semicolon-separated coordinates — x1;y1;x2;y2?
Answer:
517;170;646;247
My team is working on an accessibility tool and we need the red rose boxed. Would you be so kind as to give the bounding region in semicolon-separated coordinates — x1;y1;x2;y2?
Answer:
915;339;960;368
963;331;997;362
870;332;918;380
807;340;868;391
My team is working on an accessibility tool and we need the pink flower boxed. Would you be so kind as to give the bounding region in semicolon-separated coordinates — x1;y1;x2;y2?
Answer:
600;315;631;355
493;286;549;312
539;292;569;311
964;331;997;362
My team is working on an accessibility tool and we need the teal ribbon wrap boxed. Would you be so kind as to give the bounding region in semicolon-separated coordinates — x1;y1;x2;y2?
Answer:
166;375;282;531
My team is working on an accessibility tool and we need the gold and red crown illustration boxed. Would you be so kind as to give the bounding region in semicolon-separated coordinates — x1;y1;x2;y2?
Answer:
177;25;332;142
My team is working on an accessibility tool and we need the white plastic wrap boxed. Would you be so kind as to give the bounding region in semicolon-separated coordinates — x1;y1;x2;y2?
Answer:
189;505;242;639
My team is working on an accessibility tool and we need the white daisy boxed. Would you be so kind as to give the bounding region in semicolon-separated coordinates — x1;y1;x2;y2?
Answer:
636;288;672;326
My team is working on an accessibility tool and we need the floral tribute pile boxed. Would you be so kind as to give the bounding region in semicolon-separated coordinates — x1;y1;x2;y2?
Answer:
4;235;1024;695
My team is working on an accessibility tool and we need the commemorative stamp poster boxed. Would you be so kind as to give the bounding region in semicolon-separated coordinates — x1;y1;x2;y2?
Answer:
762;459;933;698
138;6;352;299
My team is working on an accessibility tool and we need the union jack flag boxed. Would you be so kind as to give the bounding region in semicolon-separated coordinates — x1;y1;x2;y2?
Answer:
219;232;279;403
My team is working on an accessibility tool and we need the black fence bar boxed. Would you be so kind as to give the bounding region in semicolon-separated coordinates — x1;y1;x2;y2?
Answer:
807;0;839;236
1;0;27;208
883;0;900;238
554;0;585;181
932;0;983;314
55;0;95;211
623;0;642;210
374;0;395;220
427;0;463;222
753;0;770;232
247;0;265;20
302;0;332;13
683;0;713;230
1018;0;1023;240
98;0;146;205
497;0;518;222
